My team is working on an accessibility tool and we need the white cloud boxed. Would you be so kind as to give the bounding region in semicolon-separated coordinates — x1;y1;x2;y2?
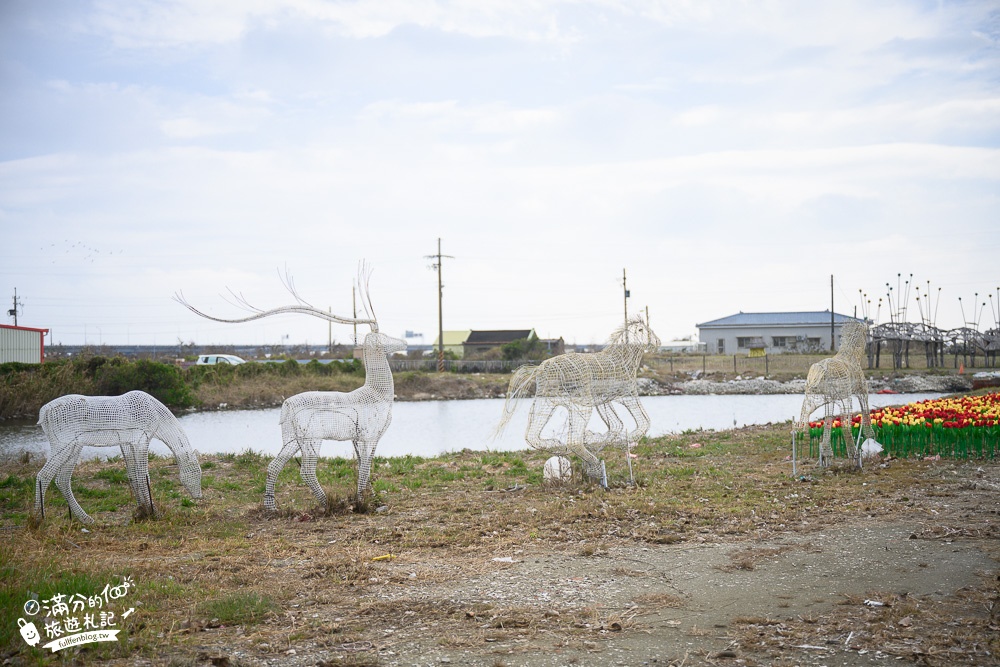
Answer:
1;0;997;345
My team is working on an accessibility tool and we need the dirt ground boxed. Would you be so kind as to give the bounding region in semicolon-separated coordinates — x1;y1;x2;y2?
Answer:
175;463;999;667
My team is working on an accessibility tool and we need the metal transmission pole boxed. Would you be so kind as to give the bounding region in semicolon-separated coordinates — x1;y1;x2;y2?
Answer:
425;239;454;372
8;287;23;325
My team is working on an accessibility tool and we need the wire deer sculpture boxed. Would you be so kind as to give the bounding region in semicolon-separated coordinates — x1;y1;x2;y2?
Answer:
496;316;660;486
796;320;877;467
34;390;202;524
175;268;405;510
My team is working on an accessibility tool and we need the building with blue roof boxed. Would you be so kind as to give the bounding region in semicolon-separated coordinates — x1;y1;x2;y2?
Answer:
696;311;863;355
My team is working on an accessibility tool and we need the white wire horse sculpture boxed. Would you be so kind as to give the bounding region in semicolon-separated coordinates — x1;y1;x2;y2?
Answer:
796;321;877;467
175;268;405;510
34;390;202;524
496;316;660;486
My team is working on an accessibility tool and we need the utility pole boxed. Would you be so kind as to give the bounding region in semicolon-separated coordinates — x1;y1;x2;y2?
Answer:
352;287;357;348
623;268;630;342
425;238;454;372
830;274;835;351
8;288;22;326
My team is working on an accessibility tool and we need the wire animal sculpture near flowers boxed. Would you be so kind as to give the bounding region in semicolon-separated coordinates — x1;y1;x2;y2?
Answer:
496;316;660;486
34;390;202;524
175;268;405;509
796;320;877;467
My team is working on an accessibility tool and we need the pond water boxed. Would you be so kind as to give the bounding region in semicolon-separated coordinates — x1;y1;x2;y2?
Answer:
0;393;943;463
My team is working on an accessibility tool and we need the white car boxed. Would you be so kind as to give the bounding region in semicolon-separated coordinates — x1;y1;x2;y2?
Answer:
195;354;246;366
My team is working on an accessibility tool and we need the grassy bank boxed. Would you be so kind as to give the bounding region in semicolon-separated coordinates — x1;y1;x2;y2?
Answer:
0;357;510;421
2;353;979;421
2;422;997;664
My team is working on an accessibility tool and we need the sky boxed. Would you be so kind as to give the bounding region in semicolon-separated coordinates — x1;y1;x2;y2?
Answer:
1;1;998;350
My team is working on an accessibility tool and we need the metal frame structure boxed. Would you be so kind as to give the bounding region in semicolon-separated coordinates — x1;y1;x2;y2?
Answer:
34;390;202;523
496;316;660;485
176;267;405;509
863;281;1000;370
797;321;876;467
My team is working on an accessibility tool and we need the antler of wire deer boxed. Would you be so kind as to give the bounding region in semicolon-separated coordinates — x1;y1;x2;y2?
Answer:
173;265;379;332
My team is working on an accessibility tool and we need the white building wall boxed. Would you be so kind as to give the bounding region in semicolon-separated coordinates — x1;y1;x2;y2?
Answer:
700;323;843;355
0;327;45;363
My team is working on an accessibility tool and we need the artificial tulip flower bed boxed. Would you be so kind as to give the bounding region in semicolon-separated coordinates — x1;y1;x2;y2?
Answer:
804;392;1000;460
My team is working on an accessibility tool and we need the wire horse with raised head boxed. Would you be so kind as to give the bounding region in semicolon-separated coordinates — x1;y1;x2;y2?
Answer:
796;320;877;467
175;268;405;509
34;390;202;524
496;316;660;486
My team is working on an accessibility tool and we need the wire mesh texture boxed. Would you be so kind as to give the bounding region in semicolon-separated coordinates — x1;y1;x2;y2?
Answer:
266;331;406;509
797;321;877;467
175;266;406;509
34;390;202;524
496;316;660;485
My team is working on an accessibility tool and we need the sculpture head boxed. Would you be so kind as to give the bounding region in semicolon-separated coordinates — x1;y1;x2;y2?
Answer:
363;331;407;356
839;321;869;362
610;316;661;353
174;433;203;499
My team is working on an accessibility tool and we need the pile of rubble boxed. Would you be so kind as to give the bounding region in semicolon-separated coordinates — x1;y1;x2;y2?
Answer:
636;373;974;396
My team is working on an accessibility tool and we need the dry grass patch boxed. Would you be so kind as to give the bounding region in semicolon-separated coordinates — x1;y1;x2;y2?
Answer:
732;582;1000;664
718;545;797;572
2;420;997;664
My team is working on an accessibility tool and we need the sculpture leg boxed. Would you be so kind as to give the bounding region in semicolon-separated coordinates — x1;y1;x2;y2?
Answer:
52;444;93;524
856;391;877;442
120;444;142;506
595;402;631;483
818;409;834;467
35;439;80;521
837;400;859;467
617;396;651;485
618;395;650;443
264;436;302;511
353;440;377;498
524;398;563;451
590;403;624;449
297;438;327;507
567;406;603;485
124;441;155;517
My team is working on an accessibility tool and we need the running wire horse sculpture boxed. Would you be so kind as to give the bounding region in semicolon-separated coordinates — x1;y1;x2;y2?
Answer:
796;320;877;467
496;316;660;486
34;390;202;524
175;268;405;509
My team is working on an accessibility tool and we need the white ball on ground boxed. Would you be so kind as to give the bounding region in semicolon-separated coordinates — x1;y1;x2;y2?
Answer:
543;456;572;482
861;438;883;458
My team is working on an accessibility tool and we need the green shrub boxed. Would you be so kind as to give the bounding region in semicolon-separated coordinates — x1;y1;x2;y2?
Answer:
305;359;333;376
234;361;274;379
278;359;302;376
334;358;362;374
92;358;195;409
